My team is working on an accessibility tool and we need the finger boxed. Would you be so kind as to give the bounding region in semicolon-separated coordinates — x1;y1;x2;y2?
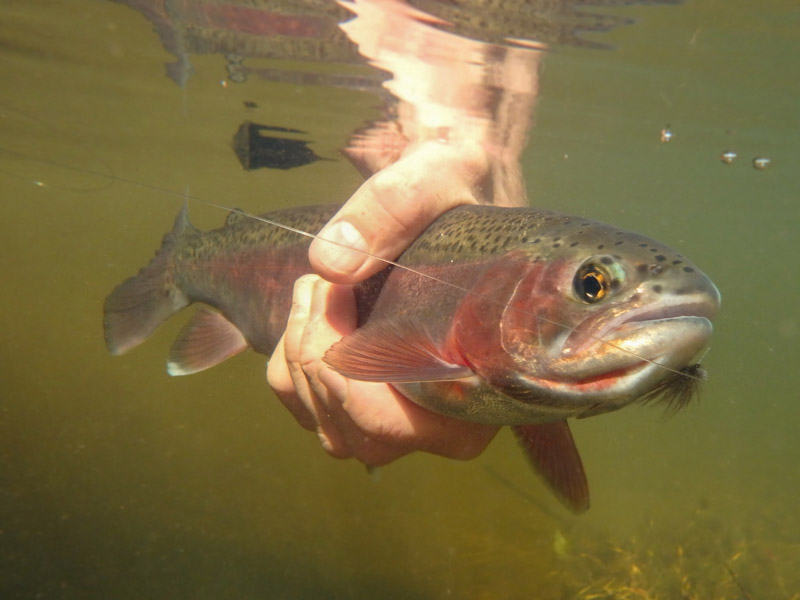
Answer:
293;276;358;459
266;330;317;431
309;375;420;466
266;275;324;432
303;276;499;463
319;368;499;461
295;280;415;466
309;140;489;284
271;274;499;466
268;274;349;450
281;275;318;409
286;275;364;459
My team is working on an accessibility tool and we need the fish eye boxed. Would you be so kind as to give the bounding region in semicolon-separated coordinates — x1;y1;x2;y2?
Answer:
574;263;610;303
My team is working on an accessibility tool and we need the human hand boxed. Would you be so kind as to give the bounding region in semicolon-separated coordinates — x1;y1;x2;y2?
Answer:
266;273;499;467
308;139;491;284
266;137;501;466
265;0;541;464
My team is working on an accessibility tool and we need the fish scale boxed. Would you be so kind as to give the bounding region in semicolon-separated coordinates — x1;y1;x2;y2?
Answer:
404;206;575;261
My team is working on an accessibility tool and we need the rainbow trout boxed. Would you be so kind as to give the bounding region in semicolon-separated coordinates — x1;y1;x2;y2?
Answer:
104;204;720;513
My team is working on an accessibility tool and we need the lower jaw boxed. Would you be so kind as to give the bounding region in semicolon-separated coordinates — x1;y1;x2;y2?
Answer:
523;360;659;399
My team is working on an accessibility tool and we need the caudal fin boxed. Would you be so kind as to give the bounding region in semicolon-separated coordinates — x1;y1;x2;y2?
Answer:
103;207;193;355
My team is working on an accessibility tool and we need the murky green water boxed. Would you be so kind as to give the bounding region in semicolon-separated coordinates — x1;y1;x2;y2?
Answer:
2;1;798;598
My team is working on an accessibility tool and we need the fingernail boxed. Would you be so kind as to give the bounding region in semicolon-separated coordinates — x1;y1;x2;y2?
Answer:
316;221;368;274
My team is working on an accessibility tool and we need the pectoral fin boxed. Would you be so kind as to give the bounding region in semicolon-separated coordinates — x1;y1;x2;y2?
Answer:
323;318;472;382
167;308;248;376
512;422;590;514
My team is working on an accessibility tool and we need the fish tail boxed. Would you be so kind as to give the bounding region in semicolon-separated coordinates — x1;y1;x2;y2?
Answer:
103;205;194;355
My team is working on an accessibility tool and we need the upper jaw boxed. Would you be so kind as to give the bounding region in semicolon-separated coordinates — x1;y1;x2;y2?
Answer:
618;299;718;326
560;292;719;359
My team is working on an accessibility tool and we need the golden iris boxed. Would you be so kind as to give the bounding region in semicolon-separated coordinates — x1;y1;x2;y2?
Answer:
575;265;609;303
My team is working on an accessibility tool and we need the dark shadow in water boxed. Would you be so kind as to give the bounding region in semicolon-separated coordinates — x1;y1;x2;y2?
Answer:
232;121;330;170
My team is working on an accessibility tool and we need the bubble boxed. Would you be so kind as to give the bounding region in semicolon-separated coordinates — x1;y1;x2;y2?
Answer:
752;156;771;170
659;125;673;143
720;150;737;165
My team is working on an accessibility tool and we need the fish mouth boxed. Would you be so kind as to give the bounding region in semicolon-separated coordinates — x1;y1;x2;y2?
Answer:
562;295;718;360
505;355;672;422
572;359;650;386
616;301;718;328
524;357;653;392
533;295;718;404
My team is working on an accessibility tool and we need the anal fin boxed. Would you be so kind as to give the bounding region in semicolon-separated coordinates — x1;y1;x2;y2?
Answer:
167;308;248;376
512;422;590;514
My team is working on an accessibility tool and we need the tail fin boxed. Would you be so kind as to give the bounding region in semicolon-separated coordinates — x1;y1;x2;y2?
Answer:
103;206;194;355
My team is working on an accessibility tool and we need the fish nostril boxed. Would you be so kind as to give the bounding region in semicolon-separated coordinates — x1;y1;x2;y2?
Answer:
648;264;663;275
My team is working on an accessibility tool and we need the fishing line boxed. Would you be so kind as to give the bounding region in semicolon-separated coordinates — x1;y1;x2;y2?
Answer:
0;103;116;193
2;147;703;382
234;214;704;383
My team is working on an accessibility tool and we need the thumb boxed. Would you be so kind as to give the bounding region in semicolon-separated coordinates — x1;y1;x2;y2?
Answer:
309;140;489;285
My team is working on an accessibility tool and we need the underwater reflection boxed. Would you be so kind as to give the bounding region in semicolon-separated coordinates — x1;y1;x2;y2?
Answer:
335;0;543;205
112;0;674;188
114;0;656;87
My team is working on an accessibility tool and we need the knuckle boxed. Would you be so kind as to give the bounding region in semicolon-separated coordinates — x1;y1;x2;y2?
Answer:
294;272;322;290
318;430;353;460
447;441;487;461
352;439;410;468
266;354;293;395
368;167;410;197
265;366;287;394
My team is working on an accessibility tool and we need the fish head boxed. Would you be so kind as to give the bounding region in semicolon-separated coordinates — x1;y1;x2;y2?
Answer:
454;220;721;420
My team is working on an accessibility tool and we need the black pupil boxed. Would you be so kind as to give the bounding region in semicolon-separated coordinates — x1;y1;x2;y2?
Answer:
582;273;603;299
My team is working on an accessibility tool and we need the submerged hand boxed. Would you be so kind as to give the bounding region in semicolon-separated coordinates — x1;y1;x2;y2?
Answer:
267;139;498;466
267;274;499;467
264;0;542;468
267;131;518;466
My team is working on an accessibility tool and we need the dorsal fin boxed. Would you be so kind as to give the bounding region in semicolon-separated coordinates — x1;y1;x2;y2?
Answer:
225;209;248;227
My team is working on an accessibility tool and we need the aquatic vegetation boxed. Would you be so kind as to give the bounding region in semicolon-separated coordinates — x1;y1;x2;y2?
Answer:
550;502;800;599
